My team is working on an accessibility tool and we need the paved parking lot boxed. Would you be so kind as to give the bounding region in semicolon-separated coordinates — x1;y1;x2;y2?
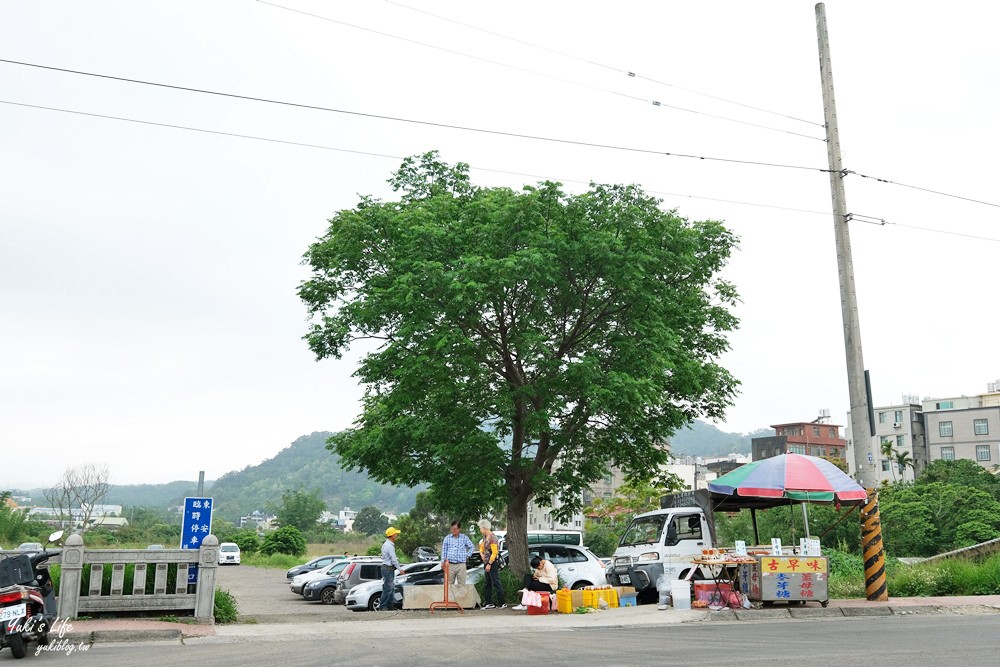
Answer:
215;564;364;623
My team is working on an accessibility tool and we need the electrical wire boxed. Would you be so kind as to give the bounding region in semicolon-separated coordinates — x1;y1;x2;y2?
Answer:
846;170;1000;210
382;0;824;128
850;213;1000;243
8;97;999;243
256;1;824;142
0;60;828;173
0;98;828;217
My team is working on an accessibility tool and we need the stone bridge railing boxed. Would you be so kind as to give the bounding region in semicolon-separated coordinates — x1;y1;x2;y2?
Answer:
57;533;218;622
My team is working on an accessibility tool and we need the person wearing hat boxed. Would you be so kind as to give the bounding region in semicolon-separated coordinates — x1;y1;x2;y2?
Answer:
379;526;403;611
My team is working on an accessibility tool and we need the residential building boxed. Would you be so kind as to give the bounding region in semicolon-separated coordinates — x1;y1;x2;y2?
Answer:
337;507;357;532
752;421;847;461
922;384;1000;469
846;399;926;483
238;510;277;530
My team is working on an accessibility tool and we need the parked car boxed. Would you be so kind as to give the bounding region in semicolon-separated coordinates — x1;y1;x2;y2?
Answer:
411;546;439;562
218;542;241;565
16;543;42;553
291;560;350;596
286;554;341;580
345;563;484;611
333;557;384;604
528;544;607;590
300;557;377;603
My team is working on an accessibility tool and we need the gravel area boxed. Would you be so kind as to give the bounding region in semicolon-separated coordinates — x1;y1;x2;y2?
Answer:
215;564;358;623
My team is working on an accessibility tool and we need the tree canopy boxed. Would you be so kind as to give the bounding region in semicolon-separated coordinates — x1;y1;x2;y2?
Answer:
300;152;740;573
276;488;326;532
353;505;389;536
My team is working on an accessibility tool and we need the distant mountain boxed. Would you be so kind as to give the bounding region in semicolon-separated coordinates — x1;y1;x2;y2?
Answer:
208;432;422;522
13;432;422;523
668;420;773;457
12;424;760;519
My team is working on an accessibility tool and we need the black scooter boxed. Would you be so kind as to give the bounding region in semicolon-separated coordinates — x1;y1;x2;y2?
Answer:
0;531;63;659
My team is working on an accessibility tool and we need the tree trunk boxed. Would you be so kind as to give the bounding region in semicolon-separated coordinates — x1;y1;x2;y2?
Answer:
505;495;530;580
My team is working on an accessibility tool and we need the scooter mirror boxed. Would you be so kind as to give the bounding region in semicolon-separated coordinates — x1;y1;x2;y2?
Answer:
48;530;64;544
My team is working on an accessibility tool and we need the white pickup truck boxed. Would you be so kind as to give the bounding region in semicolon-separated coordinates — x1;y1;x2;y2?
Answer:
605;490;717;598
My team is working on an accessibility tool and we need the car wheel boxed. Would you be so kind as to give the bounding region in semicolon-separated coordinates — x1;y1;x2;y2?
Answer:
368;593;381;611
571;581;591;590
320;587;337;605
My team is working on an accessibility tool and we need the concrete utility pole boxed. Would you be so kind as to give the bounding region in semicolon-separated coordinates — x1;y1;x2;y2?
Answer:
816;2;887;603
814;3;875;488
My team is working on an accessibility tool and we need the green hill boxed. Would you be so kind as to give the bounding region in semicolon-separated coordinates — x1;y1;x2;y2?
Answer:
208;432;422;522
13;432;421;523
668;420;773;457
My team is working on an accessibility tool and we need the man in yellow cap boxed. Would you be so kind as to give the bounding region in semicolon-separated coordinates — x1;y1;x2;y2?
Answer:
380;527;403;611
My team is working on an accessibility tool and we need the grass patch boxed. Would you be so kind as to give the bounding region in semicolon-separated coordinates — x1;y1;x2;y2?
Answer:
890;553;1000;596
214;588;239;623
241;552;305;570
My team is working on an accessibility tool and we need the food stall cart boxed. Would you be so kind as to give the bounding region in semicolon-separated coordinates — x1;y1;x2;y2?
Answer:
699;453;867;608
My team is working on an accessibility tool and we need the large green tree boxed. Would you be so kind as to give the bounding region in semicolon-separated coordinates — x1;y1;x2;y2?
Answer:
276;488;327;532
352;505;389;536
300;153;740;575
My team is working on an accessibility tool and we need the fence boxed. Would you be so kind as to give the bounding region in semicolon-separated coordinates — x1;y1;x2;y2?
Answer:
57;533;218;622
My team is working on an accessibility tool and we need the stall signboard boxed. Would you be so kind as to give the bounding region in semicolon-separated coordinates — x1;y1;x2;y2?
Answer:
761;557;827;573
734;540;747;557
770;538;782;555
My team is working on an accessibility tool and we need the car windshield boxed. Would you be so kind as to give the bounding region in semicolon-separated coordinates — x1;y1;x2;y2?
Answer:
620;516;665;546
221;545;239;552
325;562;348;575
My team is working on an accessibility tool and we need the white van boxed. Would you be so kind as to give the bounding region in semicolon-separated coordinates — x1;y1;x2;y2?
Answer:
218;542;241;565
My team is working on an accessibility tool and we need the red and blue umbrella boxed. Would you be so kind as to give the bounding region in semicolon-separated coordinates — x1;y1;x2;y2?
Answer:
708;453;868;504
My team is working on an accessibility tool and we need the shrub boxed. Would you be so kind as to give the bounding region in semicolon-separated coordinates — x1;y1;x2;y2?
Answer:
228;530;261;555
366;542;382;557
259;526;306;557
214;588;239;623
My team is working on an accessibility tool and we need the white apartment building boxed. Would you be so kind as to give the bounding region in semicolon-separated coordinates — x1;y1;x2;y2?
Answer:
846;398;926;483
922;383;1000;469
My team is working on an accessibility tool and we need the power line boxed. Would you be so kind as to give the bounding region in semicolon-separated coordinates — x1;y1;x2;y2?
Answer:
849;212;1000;243
846;170;1000;210
0;98;824;217
8;98;999;244
256;1;824;142
4;98;995;244
0;59;828;173
382;0;824;129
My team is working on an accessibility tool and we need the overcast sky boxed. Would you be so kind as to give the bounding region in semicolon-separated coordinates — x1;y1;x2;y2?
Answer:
3;1;998;489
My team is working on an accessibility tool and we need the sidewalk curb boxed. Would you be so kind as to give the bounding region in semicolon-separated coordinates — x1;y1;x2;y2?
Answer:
65;629;183;645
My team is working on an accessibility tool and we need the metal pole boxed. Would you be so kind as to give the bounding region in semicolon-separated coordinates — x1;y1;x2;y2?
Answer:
197;471;205;497
815;3;876;488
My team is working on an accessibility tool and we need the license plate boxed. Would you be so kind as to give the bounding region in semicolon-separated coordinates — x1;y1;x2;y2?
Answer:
0;604;26;623
619;574;631;585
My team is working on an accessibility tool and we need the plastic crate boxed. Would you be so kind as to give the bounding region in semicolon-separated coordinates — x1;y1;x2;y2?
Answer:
619;593;638;607
526;592;550;615
694;582;732;605
556;589;574;614
582;588;619;608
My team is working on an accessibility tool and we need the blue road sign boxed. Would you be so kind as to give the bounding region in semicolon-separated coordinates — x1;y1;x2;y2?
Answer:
181;497;213;584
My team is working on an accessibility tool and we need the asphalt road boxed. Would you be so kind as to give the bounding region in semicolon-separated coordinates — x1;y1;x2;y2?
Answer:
50;615;1000;666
